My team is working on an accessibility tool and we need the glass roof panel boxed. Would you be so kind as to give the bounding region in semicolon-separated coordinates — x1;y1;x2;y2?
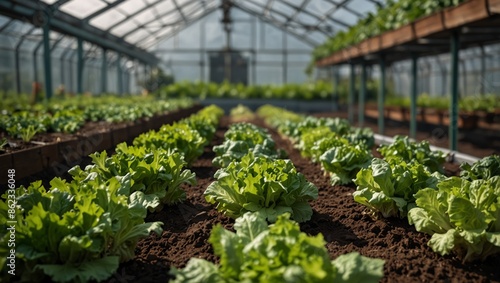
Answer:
330;6;359;26
1;0;382;52
60;0;108;19
346;0;377;15
115;0;148;16
128;7;158;26
153;0;176;15
295;12;318;25
305;0;335;14
272;1;296;16
177;0;195;6
89;9;127;30
125;28;151;43
110;21;140;37
158;12;181;25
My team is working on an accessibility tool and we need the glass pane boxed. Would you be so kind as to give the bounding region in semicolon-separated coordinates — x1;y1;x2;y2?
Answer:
110;21;139;37
89;9;127;30
60;0;108;19
272;1;296;16
115;0;148;16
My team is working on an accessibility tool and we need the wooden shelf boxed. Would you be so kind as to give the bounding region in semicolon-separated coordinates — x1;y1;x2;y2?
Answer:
316;0;500;67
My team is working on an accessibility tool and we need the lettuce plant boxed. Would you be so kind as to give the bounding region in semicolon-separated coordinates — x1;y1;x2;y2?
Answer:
0;176;162;283
69;145;196;209
205;154;318;223
212;122;284;168
133;123;205;165
170;212;385;283
460;155;500;181
378;135;446;173
298;126;348;162
319;144;372;186
353;157;445;218
408;176;500;262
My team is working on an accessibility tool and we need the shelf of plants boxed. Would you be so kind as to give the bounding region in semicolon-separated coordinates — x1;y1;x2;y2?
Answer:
3;102;498;282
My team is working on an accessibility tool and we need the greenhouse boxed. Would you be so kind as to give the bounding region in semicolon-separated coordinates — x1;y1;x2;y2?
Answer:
1;0;500;282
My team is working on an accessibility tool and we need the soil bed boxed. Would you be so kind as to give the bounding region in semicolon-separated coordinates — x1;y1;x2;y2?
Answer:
109;116;500;283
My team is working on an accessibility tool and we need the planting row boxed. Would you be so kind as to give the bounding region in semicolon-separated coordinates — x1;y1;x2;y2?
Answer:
156;81;333;101
171;121;385;282
257;104;500;263
0;95;193;144
0;105;224;282
0;104;202;184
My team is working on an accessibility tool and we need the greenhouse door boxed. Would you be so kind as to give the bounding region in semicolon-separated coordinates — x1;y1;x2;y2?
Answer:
209;51;248;85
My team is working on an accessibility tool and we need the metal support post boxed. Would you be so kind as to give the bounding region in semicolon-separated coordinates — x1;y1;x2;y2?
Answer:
101;48;107;93
43;18;53;99
359;61;367;127
332;65;339;111
410;54;418;139
348;63;355;124
378;56;386;135
449;32;460;151
77;37;84;94
117;53;123;95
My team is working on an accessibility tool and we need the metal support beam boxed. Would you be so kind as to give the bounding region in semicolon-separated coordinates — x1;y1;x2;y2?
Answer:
480;45;485;94
101;48;107;93
33;41;43;85
348;63;355;124
117;53;123;95
359;61;367;127
0;1;157;65
283;32;287;83
378;56;386;135
15;27;36;94
332;65;339;111
449;32;460;151
43;16;53;99
77;38;84;94
410;54;418;139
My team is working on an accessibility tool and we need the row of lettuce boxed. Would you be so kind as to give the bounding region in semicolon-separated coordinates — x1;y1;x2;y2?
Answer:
156;81;334;101
0;95;194;143
0;105;224;282
171;121;385;282
258;104;500;263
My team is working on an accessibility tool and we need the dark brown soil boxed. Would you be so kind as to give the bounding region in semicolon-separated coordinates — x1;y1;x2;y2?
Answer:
110;116;500;283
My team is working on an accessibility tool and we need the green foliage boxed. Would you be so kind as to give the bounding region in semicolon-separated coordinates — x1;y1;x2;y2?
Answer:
353;157;445;218
460;155;500;181
170;212;385;283
229;104;255;121
378;135;446;173
157;81;334;100
212;123;285;168
205;154;318;223
0;95;194;140
0;176;162;282
133;123;206;165
408;176;500;262
313;0;465;61
69;145;196;209
320;144;373;186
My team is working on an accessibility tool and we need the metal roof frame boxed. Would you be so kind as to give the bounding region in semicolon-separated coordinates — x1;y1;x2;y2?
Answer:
0;0;158;65
1;0;383;65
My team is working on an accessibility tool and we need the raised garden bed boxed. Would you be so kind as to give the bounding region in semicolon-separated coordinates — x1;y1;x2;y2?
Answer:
6;112;500;282
0;105;203;184
98;116;498;283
